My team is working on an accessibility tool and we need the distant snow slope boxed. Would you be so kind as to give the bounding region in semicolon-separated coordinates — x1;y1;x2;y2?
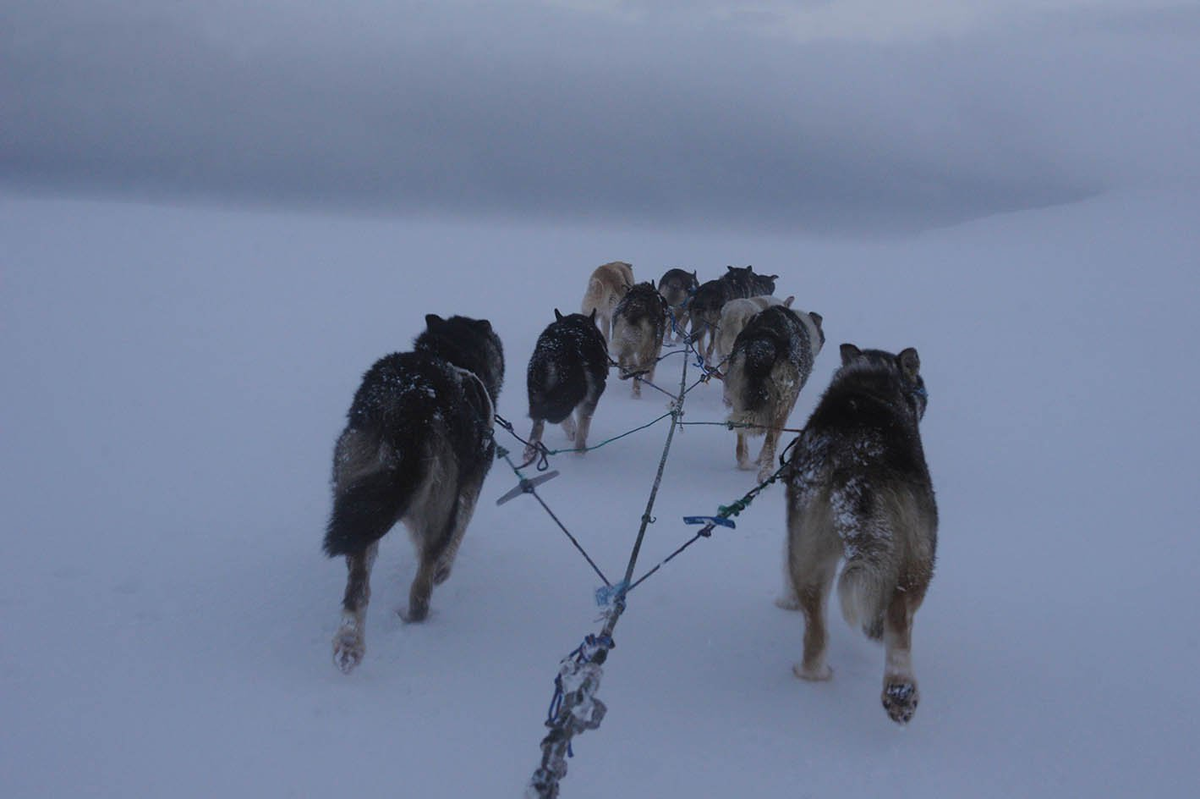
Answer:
2;190;1197;797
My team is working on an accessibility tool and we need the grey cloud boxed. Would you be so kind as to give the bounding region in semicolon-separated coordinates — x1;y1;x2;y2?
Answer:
2;1;1196;233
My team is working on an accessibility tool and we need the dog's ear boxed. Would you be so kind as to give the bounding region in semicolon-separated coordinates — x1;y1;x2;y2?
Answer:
808;311;822;329
899;348;921;379
589;307;598;321
554;308;564;322
768;274;779;280
840;343;861;365
690;270;697;279
783;295;795;307
425;314;444;329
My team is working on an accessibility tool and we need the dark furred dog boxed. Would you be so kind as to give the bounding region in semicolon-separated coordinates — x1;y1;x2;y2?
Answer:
657;268;699;341
525;309;610;460
611;281;668;398
783;344;936;725
324;314;504;674
722;305;824;481
689;265;779;366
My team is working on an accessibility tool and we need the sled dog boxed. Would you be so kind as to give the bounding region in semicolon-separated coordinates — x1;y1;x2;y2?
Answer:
611;282;668;398
581;261;635;344
525;309;610;460
657;268;700;342
783;344;936;725
324;314;504;674
712;294;795;369
689;266;778;367
723;305;823;481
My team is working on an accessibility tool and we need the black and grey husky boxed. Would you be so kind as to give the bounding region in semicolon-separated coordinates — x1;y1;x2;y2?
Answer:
689;265;778;366
722;305;824;481
657;268;699;342
783;344;936;725
323;314;504;674
611;281;668;398
525;309;610;460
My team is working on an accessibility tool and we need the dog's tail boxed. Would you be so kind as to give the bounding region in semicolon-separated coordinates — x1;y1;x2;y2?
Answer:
739;335;779;412
323;434;421;558
837;559;891;640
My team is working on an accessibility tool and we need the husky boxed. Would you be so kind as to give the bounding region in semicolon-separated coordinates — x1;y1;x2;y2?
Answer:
323;314;504;674
783;344;935;725
611;282;668;398
657;268;699;342
689;266;778;367
722;305;823;482
581;261;635;344
525;309;610;460
712;294;795;370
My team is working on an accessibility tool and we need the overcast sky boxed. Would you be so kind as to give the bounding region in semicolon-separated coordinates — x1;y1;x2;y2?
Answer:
3;1;1198;233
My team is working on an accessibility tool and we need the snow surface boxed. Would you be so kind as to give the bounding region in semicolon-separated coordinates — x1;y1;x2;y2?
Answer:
2;190;1198;797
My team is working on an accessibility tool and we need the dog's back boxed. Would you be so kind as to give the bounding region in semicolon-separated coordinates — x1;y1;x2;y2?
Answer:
713;295;795;367
784;344;935;723
582;261;634;342
528;312;609;425
724;305;822;423
690;266;780;363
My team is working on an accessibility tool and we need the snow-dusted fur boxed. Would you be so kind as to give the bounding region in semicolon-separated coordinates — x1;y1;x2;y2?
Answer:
611;282;667;398
581;261;634;343
783;344;936;725
657;267;699;342
722;305;823;481
525;309;610;459
688;265;778;366
713;294;795;369
324;314;504;674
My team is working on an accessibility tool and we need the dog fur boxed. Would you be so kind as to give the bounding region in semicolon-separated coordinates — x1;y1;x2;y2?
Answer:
783;344;936;725
324;314;504;674
581;261;635;344
689;266;778;366
657;268;700;342
611;281;668;398
722;305;824;481
712;294;795;369
525;309;610;459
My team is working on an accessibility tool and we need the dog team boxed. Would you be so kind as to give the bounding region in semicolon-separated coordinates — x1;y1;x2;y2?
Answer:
322;260;937;725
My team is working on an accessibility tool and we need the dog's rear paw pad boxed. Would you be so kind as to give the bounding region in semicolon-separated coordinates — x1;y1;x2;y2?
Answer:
333;630;364;674
882;681;919;724
774;595;801;610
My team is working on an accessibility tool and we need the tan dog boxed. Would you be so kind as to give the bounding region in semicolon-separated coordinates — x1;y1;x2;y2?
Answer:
712;294;794;370
581;261;634;343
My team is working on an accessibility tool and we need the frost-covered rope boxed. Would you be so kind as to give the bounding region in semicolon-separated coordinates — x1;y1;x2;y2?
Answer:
528;350;691;799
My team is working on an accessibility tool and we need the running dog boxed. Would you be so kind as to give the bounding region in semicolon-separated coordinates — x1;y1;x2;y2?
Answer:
611;281;668;398
689;266;778;367
581;261;634;344
657;268;699;342
525;309;610;460
324;314;505;674
712;294;795;370
722;305;823;481
783;344;936;725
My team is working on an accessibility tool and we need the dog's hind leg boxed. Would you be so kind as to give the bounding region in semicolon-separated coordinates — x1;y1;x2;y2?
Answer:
333;541;379;674
736;431;754;470
433;478;483;587
573;395;599;454
524;419;546;462
560;414;578;444
788;524;839;682
881;589;923;724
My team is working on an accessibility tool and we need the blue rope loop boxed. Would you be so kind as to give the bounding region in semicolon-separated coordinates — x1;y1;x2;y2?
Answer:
683;515;736;532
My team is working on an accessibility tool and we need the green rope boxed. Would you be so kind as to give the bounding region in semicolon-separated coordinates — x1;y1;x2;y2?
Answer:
543;411;674;456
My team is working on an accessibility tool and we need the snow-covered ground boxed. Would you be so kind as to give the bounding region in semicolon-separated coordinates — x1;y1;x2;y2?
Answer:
2;190;1197;797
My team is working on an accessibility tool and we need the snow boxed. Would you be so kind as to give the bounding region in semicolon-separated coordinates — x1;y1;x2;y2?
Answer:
2;189;1199;797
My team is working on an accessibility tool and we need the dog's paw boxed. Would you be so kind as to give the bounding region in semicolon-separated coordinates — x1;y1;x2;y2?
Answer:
333;623;365;674
793;662;833;682
882;678;920;724
399;604;429;624
736;459;756;471
774;593;801;611
756;467;774;483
